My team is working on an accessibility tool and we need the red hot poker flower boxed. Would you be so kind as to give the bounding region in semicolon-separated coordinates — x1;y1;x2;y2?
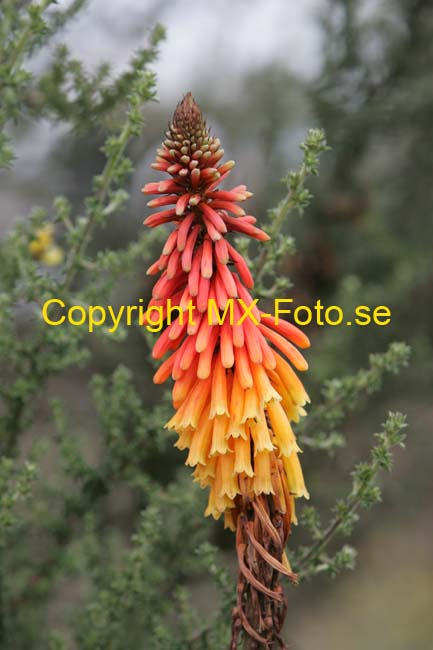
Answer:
143;93;310;649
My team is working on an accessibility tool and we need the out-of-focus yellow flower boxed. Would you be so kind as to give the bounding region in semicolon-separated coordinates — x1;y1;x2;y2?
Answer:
29;224;64;266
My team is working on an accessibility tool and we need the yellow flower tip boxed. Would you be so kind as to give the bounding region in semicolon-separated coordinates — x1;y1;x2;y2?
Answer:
219;486;239;502
249;420;274;455
204;503;221;520
266;400;297;457
217;454;239;501
209;404;230;419
210;441;231;458
224;510;236;531
234;437;254;477
193;459;216;488
210;415;230;455
283;452;310;500
204;483;232;520
174;428;192;451
165;412;183;430
297;406;307;418
219;160;235;174
253;451;275;495
251;364;282;404
253;479;275;496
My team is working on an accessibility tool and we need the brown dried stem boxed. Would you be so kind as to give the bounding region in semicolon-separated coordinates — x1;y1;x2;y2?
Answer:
230;464;297;650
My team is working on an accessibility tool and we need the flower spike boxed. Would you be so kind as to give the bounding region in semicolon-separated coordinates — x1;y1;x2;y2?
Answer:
143;93;311;649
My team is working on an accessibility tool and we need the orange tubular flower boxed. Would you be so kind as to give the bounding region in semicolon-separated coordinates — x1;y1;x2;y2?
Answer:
143;94;310;649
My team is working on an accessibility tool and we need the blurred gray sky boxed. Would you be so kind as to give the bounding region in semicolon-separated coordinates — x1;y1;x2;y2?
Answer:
53;0;323;101
13;0;323;181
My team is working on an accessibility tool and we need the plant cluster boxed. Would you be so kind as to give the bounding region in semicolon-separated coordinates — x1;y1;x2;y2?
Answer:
0;2;409;649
